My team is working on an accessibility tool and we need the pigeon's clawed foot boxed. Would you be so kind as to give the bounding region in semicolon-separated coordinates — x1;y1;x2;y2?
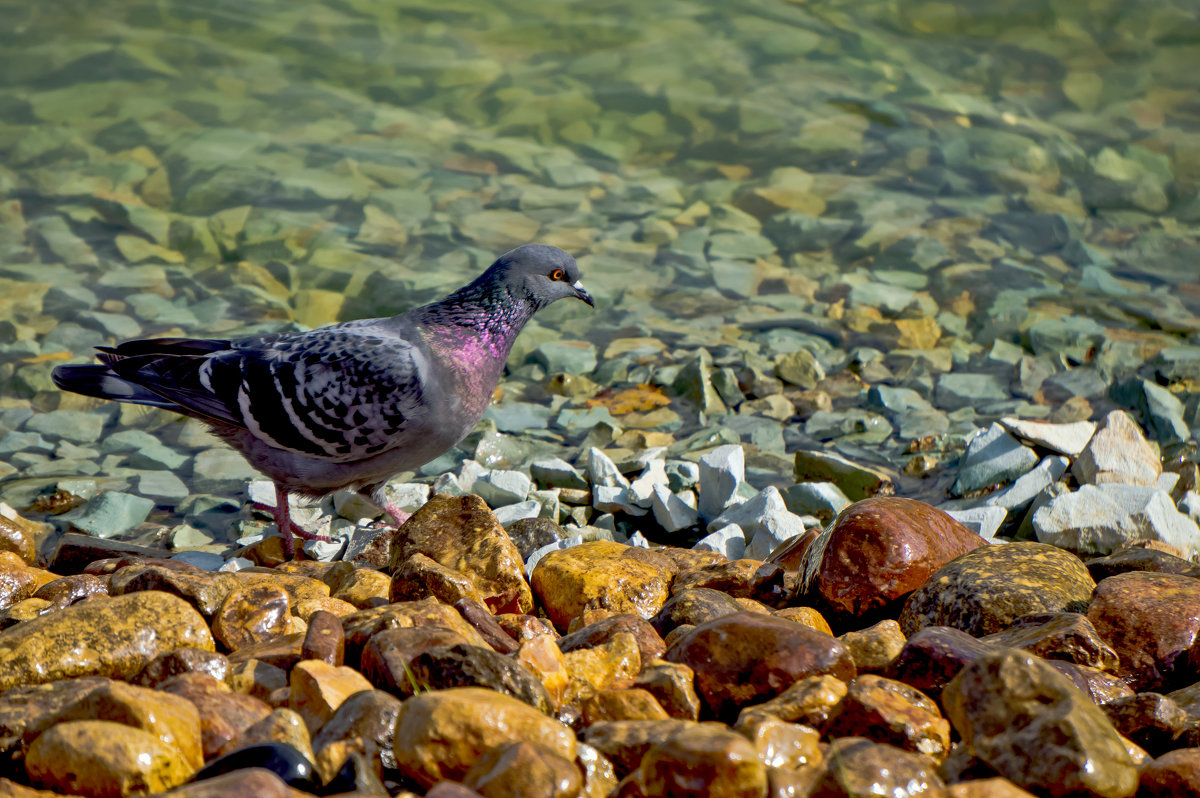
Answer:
252;484;333;559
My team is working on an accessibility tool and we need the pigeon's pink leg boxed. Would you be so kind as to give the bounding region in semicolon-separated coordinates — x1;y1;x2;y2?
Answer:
252;485;333;559
382;501;411;527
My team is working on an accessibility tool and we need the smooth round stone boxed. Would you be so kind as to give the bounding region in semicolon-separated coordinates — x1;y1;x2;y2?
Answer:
359;626;473;694
650;588;744;637
808;736;945;797
311;689;402;779
557;613;666;664
191;742;318;792
631;661;702;721
145;767;295;798
390;494;533;614
32;573;107;607
392;687;576;789
885;626;998;698
825;674;950;763
1101;693;1191;755
531;540;671;632
838;619;906;674
26;719;192;796
1138;748;1200;797
213;584;291;651
0;590;214;690
980;612;1119;672
664;611;856;720
406;643;552;712
1089;571;1200;692
899;542;1095;637
582;688;670;724
463;741;583;797
582;719;699;776
942;649;1138;798
1086;547;1200;581
636;723;767;798
809;497;987;622
160;672;272;759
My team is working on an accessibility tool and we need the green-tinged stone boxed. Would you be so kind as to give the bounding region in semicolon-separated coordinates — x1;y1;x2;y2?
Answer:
59;491;155;538
672;350;726;416
533;341;597;376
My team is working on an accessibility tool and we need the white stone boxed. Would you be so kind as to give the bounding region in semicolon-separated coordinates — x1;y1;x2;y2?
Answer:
694;524;746;560
984;456;1070;511
650;483;700;532
944;506;1006;541
245;480;277;507
218;557;256;572
526;534;585;578
1182;492;1200;524
699;444;745;521
1032;485;1141;554
586;447;630;489
332;489;383;521
380;482;431;514
303;537;346;561
593;485;646;516
629;459;669;508
708;485;787;532
493;500;541;527
1072;410;1160;487
1032;483;1200;557
628;530;651;548
745;511;810;561
457;459;490;493
530;457;588;490
999;417;1096;456
473;469;531;507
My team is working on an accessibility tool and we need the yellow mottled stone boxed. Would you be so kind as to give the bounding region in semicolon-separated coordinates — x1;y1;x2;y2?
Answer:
0;591;214;690
531;540;670;632
26;720;192;796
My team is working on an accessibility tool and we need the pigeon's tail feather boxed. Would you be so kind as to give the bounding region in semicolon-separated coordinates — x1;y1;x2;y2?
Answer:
51;364;178;409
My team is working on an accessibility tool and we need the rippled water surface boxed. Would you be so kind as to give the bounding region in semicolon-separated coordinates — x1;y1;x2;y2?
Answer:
1;0;1198;540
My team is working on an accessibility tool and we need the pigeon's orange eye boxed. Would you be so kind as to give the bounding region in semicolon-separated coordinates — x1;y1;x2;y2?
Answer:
550;269;564;281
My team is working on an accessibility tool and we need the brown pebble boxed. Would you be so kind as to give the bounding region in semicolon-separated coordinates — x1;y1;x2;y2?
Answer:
301;610;345;666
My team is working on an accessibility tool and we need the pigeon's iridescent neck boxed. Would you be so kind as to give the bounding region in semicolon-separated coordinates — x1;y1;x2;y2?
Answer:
416;286;538;417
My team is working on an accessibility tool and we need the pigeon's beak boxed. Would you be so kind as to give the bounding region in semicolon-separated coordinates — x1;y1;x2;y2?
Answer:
572;281;594;308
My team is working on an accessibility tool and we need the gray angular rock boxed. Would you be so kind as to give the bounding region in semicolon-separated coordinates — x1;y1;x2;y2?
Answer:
593;485;646;516
1110;378;1190;444
137;471;189;502
59;491;155;538
24;410;107;444
983;456;1070;513
650;483;700;533
999;417;1096;456
1072;410;1160;487
944;506;1007;542
530;457;589;491
708;485;811;560
493;500;541;527
693;524;746;560
952;423;1040;497
586;447;630;490
781;481;850;524
473;469;532;508
699;444;745;521
934;373;1009;410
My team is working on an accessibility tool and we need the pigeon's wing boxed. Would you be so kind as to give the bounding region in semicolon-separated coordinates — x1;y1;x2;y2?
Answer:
103;328;428;463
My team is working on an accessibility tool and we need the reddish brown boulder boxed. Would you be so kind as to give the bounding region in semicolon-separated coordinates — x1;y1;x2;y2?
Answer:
664;611;855;720
807;497;986;621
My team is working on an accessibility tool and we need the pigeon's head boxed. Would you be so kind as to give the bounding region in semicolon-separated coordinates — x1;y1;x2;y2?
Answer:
493;244;593;310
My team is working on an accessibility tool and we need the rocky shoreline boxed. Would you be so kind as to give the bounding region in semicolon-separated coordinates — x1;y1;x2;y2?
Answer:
0;406;1198;796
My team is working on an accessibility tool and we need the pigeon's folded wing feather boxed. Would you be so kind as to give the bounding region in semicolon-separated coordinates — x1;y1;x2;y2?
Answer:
110;329;427;463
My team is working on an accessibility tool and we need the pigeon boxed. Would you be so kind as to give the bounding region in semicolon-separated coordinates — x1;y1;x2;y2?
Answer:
52;244;593;558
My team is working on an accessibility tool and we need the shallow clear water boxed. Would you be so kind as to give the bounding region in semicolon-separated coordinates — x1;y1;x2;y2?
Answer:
0;0;1198;538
